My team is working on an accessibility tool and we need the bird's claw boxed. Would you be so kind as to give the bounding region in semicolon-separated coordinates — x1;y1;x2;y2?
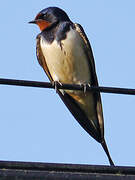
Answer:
52;81;62;93
81;83;91;94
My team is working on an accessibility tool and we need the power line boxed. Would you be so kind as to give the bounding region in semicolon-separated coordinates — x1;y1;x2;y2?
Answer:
0;78;135;95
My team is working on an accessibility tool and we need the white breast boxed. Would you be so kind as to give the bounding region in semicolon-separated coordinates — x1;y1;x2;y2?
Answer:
40;27;91;84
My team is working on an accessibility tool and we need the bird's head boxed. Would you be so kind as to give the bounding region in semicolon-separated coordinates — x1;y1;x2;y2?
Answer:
29;7;70;31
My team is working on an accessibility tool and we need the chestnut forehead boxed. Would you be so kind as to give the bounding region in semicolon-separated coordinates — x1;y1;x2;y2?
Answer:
35;13;43;20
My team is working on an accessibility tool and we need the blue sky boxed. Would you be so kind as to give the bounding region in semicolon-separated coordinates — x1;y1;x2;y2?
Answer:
0;0;135;166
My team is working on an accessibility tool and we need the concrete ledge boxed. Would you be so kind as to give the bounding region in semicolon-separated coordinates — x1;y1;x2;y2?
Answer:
0;160;135;180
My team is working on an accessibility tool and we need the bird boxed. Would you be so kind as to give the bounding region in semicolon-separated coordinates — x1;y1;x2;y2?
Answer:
29;7;114;166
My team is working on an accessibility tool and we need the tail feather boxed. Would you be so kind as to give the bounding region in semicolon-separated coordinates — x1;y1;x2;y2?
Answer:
101;139;114;166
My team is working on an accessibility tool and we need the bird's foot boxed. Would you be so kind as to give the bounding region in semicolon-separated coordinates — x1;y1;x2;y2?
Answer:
52;81;62;93
81;83;91;93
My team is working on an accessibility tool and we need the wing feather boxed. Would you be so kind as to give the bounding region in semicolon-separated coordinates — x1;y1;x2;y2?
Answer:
36;35;53;81
74;23;104;138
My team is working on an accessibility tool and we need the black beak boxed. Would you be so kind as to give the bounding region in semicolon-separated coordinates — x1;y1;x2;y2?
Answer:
28;20;36;24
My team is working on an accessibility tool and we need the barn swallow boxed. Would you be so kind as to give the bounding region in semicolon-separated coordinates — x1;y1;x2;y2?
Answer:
29;7;114;166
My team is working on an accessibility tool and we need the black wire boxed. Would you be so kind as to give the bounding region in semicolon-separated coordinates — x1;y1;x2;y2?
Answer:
0;78;135;95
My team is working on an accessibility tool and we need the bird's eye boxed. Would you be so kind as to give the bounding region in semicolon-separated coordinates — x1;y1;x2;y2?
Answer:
36;13;48;20
37;13;46;20
43;14;48;18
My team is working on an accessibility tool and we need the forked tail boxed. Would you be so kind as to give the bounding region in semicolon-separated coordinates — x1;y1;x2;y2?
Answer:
101;139;114;166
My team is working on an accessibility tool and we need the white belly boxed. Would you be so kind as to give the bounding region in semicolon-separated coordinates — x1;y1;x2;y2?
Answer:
40;27;102;128
40;28;91;84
